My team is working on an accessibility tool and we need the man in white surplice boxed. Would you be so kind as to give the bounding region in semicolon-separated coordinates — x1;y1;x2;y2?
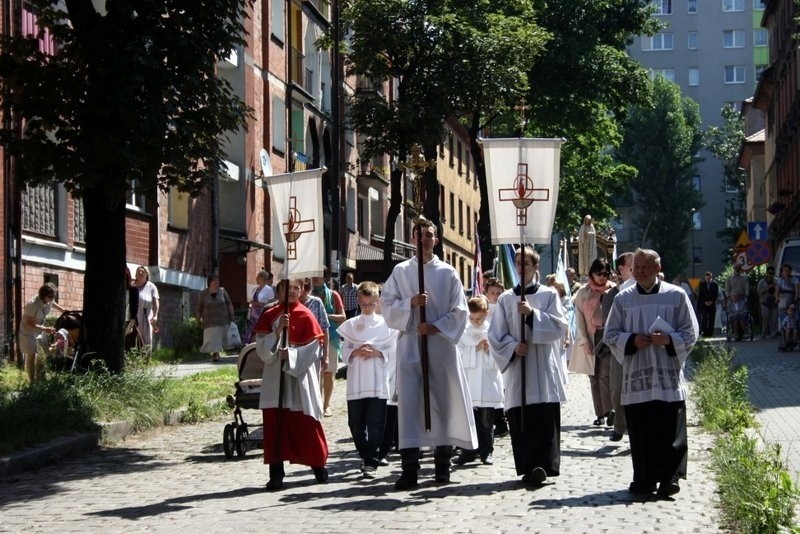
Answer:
603;248;698;497
381;218;478;490
488;247;568;487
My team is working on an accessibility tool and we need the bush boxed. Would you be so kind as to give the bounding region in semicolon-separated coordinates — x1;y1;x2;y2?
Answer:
171;317;203;359
713;432;798;533
692;342;798;531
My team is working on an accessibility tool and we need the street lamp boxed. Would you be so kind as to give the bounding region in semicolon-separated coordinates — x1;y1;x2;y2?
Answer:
690;208;696;278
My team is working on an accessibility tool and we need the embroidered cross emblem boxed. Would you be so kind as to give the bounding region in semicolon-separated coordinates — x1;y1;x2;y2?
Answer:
282;196;315;259
498;163;550;226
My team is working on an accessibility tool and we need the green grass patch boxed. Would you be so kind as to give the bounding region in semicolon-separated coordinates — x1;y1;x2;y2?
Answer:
691;342;799;532
0;359;236;455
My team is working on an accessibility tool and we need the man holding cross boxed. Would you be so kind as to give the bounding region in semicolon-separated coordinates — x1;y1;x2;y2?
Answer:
380;218;477;490
488;248;568;487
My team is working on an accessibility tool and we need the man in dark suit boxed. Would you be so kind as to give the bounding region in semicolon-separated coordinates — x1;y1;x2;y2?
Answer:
697;271;719;337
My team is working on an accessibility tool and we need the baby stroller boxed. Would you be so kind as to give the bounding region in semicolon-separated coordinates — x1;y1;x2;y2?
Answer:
222;342;264;458
48;310;90;371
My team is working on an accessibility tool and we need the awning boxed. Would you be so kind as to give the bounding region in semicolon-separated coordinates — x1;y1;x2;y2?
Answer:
219;229;273;252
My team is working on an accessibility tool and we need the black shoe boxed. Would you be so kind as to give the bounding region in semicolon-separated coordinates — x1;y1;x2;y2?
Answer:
628;481;656;494
312;467;329;483
452;453;476;466
265;478;284;491
606;411;615;427
521;466;547;486
609;431;623;442
378;457;390;466
434;471;450;483
592;417;604;426
481;454;494;465
657;480;680;497
394;473;418;490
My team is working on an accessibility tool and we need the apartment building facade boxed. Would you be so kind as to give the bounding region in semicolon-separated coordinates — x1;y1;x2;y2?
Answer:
626;0;768;277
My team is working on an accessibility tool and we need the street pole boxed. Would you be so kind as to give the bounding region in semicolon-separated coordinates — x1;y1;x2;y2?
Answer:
690;208;696;278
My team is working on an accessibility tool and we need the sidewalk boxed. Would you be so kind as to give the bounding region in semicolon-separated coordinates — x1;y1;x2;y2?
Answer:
728;337;800;482
0;362;723;533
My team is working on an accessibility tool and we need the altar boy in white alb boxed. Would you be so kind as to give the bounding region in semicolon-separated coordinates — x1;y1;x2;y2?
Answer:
454;295;504;466
337;281;396;479
488;248;568;487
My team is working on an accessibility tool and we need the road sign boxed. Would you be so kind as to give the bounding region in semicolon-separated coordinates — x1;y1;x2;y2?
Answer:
748;221;767;241
735;230;749;251
735;250;755;272
747;239;771;265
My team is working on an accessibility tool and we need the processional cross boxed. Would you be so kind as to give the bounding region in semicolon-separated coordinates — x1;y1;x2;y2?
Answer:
282;196;315;259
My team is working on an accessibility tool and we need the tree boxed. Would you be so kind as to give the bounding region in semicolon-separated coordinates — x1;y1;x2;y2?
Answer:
703;104;747;260
616;76;704;277
0;0;251;372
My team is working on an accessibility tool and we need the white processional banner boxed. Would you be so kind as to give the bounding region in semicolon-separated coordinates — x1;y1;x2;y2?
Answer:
266;168;326;280
482;138;564;245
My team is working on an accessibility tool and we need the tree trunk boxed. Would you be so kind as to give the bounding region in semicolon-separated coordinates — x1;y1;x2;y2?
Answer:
82;186;127;373
468;122;495;276
383;165;403;279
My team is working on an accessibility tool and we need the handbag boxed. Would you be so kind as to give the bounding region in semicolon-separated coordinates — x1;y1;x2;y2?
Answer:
224;321;242;350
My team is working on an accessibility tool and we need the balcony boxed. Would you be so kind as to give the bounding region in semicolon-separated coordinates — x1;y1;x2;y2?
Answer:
355;75;385;96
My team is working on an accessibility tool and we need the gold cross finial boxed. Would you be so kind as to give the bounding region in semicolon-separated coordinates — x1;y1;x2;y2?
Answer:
398;144;435;220
514;99;529;131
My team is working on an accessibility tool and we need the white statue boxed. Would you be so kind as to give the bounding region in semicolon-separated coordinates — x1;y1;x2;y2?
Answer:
577;215;597;277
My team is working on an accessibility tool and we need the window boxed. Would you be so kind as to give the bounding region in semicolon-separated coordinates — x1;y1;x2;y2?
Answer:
688;68;700;86
692;211;702;230
73;195;85;244
458;198;463;235
272;96;286;152
693;247;703;265
467;207;472;239
755;64;768;80
753;0;766;9
652;68;675;82
127;179;146;210
22;2;56;54
722;0;744;12
687;32;698;50
653;0;671;15
753;29;768;47
457;141;463;175
439;185;446;223
641;33;674;51
448;133;454;167
449;192;455;229
168;188;189;229
688;0;697;13
271;0;285;43
22;183;58;238
724;65;746;84
723;30;745;48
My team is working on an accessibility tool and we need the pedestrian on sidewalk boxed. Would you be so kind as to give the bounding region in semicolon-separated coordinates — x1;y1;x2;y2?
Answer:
381;218;477;490
196;274;235;363
312;275;346;417
604;249;699;497
337;281;395;479
697;271;720;338
340;272;360;319
254;279;329;491
488;248;568;487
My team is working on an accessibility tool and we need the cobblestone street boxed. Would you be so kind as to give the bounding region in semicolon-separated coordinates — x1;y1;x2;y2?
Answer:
0;369;721;533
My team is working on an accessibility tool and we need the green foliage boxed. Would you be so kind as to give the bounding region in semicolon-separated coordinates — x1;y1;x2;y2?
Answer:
703;105;748;262
0;360;236;454
171;317;204;359
712;433;798;533
691;344;754;432
691;342;799;531
616;76;704;277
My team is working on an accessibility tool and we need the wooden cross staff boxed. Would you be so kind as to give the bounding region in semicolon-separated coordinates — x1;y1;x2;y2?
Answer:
398;144;435;432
